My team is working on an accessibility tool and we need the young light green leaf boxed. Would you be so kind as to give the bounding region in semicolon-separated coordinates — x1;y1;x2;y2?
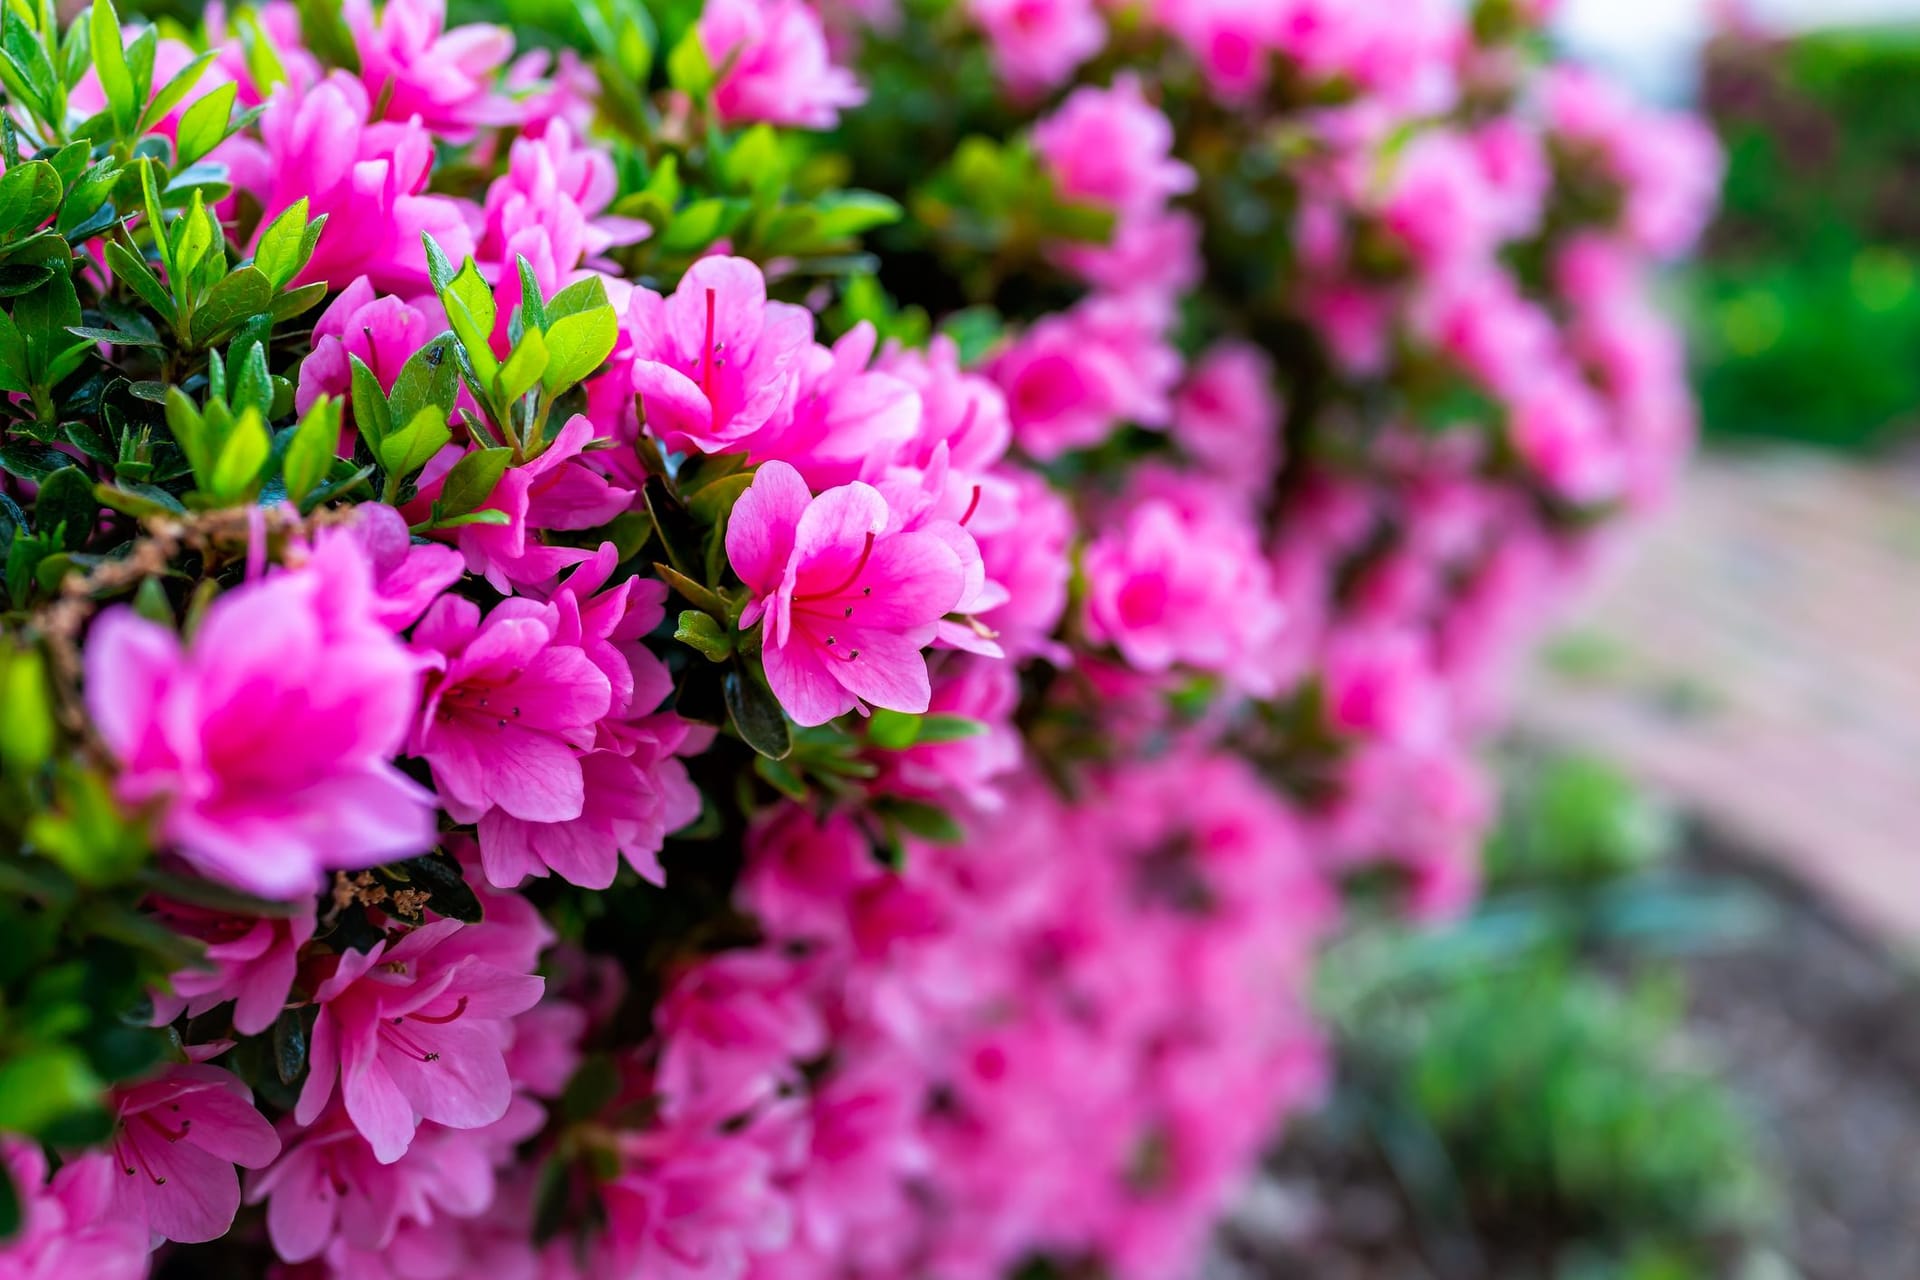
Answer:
387;334;457;431
138;47;212;135
174;80;238;168
348;354;392;447
208;407;269;499
251;196;310;290
541;303;616;394
280;394;340;506
376;405;452;486
0;160;62;240
89;0;134;135
190;266;272;347
497;325;548;406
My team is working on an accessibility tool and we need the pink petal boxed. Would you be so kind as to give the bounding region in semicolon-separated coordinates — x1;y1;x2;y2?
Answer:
726;460;811;597
763;634;858;727
83;609;181;764
346;1051;421;1165
385;1020;512;1132
825;629;933;715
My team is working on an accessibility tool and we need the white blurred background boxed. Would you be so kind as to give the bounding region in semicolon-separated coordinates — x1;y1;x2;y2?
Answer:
1557;0;1920;98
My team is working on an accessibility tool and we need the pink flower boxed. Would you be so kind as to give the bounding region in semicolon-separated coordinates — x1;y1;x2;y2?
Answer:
880;655;1023;811
108;1065;281;1244
0;1140;147;1280
295;277;447;416
347;0;515;140
1154;0;1273;101
409;593;612;827
476;123;649;292
296;918;545;1163
1509;372;1624;505
1032;74;1194;218
967;0;1105;95
84;538;435;899
1081;493;1286;696
876;335;1012;476
600;1113;794;1280
727;461;968;726
655;948;827;1116
305;504;465;633
149;902;316;1036
700;0;866;129
1172;340;1281;489
743;323;922;489
476;740;700;889
969;468;1073;662
991;294;1179;459
629;256;814;456
230;72;476;291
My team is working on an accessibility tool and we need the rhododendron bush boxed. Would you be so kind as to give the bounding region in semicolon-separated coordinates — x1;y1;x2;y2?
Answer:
0;0;1716;1275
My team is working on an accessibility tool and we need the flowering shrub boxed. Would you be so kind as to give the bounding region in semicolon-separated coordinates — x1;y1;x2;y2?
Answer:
0;0;1715;1276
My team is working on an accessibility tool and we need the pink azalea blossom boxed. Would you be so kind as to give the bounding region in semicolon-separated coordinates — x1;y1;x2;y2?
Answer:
991;293;1179;459
1172;340;1282;490
476;122;649;291
968;468;1073;662
727;461;967;726
302;504;465;633
1032;74;1194;218
84;538;435;899
230;72;476;291
149;902;316;1036
296;919;545;1164
629;256;814;456
700;0;866;129
0;1140;147;1280
409;592;612;827
876;335;1012;476
108;1065;281;1244
347;0;516;140
295;277;447;416
967;0;1105;95
743;323;922;489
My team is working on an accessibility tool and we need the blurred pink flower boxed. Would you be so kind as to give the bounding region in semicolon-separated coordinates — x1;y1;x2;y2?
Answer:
0;1139;147;1280
84;538;435;899
700;0;866;129
348;0;516;140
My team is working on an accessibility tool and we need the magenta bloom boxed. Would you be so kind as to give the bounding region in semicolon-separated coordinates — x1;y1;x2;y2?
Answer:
877;334;1012;476
84;538;436;899
1033;74;1194;218
743;323;922;489
309;504;465;633
347;0;516;140
149;902;316;1036
967;0;1105;95
1172;340;1282;490
409;593;612;827
629;256;813;456
700;0;866;129
0;1140;147;1280
295;277;447;416
108;1065;281;1244
728;461;968;727
231;72;476;291
990;293;1179;459
477;121;649;286
296;918;545;1164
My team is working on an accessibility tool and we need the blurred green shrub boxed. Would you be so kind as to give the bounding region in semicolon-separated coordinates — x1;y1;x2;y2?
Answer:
1694;25;1920;451
1321;755;1779;1277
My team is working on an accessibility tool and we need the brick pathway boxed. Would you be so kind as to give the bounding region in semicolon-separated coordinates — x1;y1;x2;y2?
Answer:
1518;448;1920;945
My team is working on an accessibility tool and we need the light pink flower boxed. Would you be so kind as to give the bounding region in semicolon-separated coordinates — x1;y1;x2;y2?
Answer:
230;72;476;291
600;1113;794;1280
700;0;866;129
1032;74;1194;218
149;902;315;1036
295;277;447;416
295;918;545;1164
84;538;435;899
107;1065;281;1244
991;293;1179;459
727;461;967;726
476;122;649;291
348;0;516;140
409;593;612;826
0;1139;147;1280
1172;340;1282;489
743;323;922;489
967;0;1105;95
876;335;1012;476
305;504;465;634
629;256;814;456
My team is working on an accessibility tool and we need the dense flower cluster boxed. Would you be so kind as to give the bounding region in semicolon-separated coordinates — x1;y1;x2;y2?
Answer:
0;0;1715;1276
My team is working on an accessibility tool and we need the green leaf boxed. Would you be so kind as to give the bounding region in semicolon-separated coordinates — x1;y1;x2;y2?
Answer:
724;665;791;760
541;303;616;394
90;0;134;136
268;279;328;322
665;26;714;96
163;384;210;479
348;354;393;448
674;609;733;662
685;470;753;526
138;48;213;135
104;237;174;324
438;254;499;382
497;326;548;406
0;441;72;482
251;196;311;290
174;80;238;168
808;191;904;241
0;644;55;771
0;160;62;240
438;445;511;516
654;560;729;620
866;708;922;750
191;266;272;348
915;714;988;744
208;408;269;499
281;394;341;507
387;334;458;431
34;466;94;550
271;1007;308;1086
376;404;452;485
876;797;964;843
0;308;28;393
515;254;548;334
0;1047;101;1137
391;850;481;923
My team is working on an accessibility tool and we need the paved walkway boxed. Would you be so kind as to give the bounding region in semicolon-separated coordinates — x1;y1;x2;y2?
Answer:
1518;448;1920;946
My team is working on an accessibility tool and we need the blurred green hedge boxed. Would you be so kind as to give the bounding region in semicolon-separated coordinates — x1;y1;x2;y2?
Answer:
1694;26;1920;451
